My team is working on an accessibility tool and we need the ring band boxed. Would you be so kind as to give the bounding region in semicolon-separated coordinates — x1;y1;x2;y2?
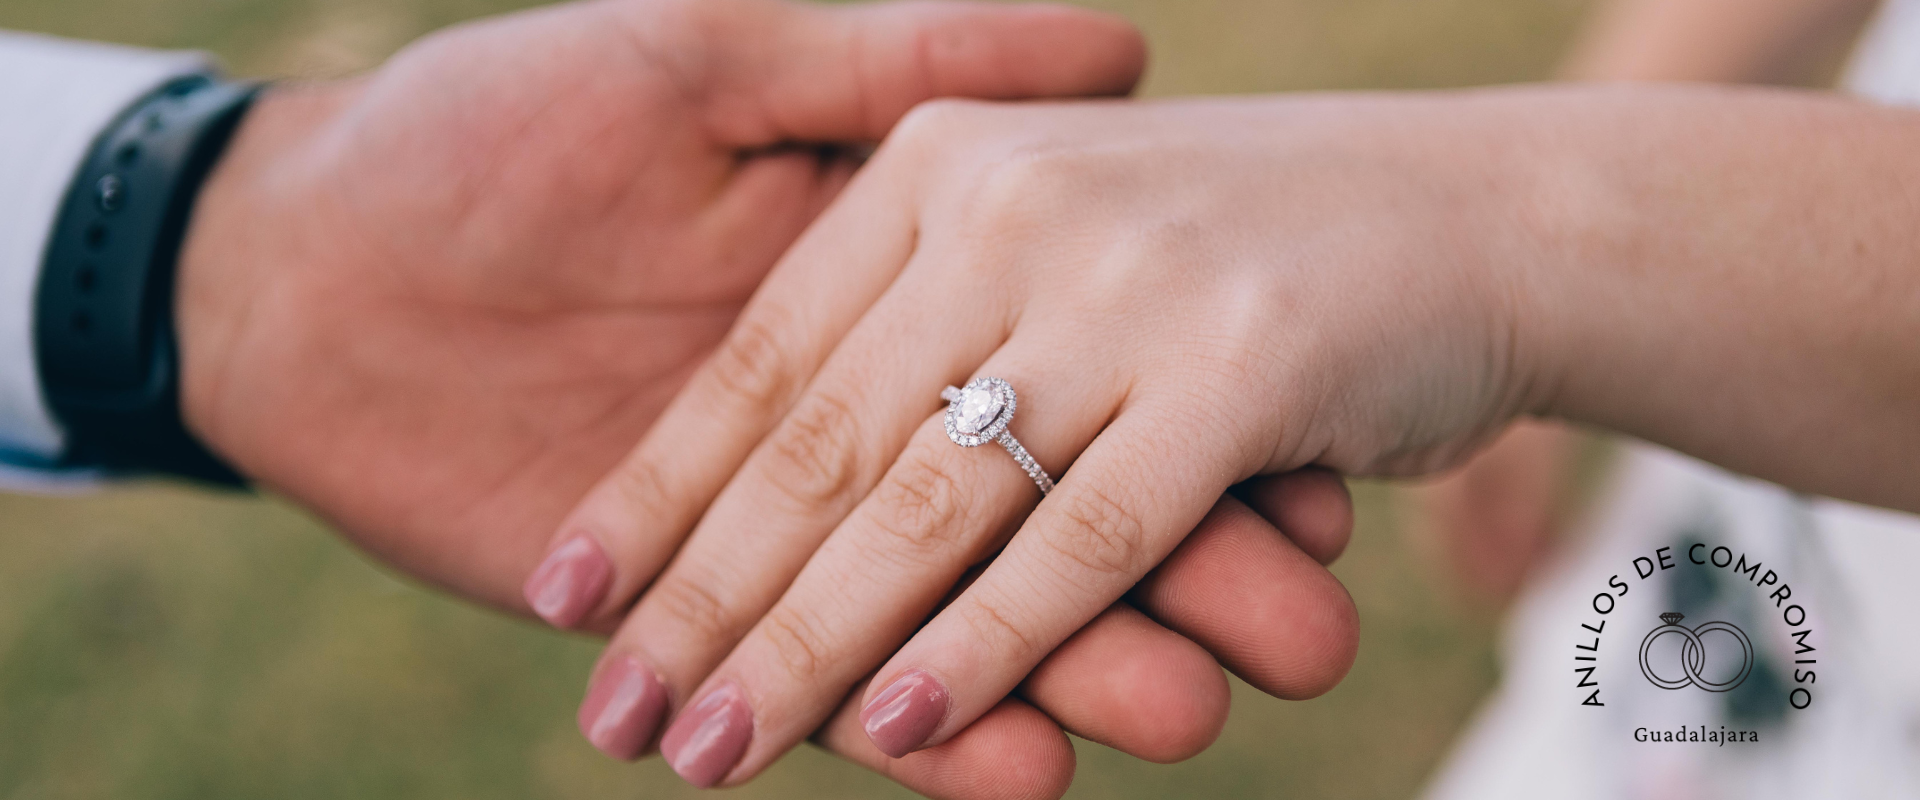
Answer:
942;377;1055;495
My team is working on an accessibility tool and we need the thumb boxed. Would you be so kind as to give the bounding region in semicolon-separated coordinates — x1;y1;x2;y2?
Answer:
661;0;1148;144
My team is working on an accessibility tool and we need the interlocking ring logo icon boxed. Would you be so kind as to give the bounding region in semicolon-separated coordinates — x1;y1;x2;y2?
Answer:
1638;612;1753;692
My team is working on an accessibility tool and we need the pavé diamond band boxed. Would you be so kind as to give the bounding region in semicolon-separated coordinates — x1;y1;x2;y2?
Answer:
941;377;1055;495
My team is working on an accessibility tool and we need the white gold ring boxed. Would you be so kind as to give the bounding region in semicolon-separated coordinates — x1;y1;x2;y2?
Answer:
941;377;1054;495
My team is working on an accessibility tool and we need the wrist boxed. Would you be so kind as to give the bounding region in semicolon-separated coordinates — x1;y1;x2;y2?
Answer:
1402;86;1598;430
1475;86;1648;427
174;82;354;465
36;76;268;483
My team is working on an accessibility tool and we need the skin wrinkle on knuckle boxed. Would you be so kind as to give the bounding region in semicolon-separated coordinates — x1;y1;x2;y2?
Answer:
958;591;1041;655
704;304;803;416
608;448;676;525
863;448;975;567
648;565;747;645
756;601;840;687
757;389;868;511
1041;481;1150;580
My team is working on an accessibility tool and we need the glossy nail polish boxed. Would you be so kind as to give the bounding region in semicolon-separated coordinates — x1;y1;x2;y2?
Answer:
660;682;753;788
577;656;668;760
860;669;950;758
523;536;612;628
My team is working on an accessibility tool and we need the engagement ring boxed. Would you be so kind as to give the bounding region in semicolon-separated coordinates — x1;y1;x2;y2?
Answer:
941;377;1055;495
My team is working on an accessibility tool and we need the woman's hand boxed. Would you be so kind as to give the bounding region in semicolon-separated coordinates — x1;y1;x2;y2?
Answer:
550;93;1533;786
562;81;1920;786
705;470;1361;797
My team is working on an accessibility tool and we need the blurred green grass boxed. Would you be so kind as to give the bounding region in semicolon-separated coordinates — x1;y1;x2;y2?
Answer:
0;0;1593;797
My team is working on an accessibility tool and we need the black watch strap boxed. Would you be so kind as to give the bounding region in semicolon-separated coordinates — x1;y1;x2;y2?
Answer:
34;75;258;488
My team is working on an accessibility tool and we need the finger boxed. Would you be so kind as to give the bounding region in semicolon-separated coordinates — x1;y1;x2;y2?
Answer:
1011;475;1354;759
1411;418;1574;605
671;0;1147;145
562;161;1019;755
1130;494;1359;700
526;0;1136;632
697;148;864;299
862;400;1244;756
1016;603;1229;763
1012;478;1356;758
815;682;1074;800
581;270;1023;755
1233;467;1354;566
825;545;1236;786
813;505;1240;769
583;540;1251;789
522;142;920;632
590;629;1088;799
647;344;1119;786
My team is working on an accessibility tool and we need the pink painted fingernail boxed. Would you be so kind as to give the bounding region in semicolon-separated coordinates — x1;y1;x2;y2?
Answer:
523;536;612;628
660;682;754;788
860;669;950;758
577;656;668;760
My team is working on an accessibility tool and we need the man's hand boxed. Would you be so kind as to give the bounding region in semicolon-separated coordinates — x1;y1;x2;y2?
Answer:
174;0;1143;611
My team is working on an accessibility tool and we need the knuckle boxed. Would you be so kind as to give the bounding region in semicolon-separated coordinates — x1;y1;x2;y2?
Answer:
977;148;1096;213
1043;483;1149;579
950;148;1100;252
757;603;838;684
958;594;1040;654
646;568;743;643
1172;343;1268;410
703;305;802;415
757;390;868;510
1110;218;1214;291
608;449;676;521
885;97;982;158
864;449;973;564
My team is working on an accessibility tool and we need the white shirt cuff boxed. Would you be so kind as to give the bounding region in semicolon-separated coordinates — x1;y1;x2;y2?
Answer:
0;30;212;469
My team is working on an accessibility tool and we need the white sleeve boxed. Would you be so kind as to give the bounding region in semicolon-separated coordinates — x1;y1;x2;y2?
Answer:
1843;0;1920;105
0;31;211;486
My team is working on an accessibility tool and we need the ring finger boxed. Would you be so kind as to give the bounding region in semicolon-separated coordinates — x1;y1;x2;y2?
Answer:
571;251;1052;760
650;332;1121;786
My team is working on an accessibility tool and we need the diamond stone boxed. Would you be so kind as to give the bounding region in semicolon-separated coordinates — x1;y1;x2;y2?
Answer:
954;386;1002;435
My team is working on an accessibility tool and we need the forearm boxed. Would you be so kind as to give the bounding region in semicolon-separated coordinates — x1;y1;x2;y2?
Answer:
1516;84;1920;510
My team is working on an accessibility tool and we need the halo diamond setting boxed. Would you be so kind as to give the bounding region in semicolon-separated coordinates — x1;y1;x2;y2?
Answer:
941;377;1053;494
